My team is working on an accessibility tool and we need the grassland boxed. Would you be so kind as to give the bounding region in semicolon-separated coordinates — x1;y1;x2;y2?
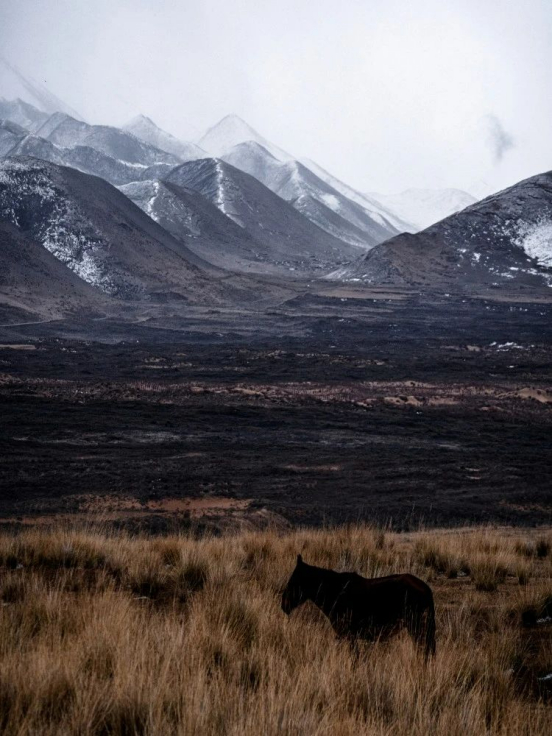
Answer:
0;524;550;734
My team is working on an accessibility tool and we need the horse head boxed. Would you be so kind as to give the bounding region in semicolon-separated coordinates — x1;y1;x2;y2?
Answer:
281;554;309;614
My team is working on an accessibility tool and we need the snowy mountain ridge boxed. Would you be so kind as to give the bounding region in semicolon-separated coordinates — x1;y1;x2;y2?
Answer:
162;157;362;274
34;113;181;168
123;115;206;162
221;142;399;248
368;187;477;232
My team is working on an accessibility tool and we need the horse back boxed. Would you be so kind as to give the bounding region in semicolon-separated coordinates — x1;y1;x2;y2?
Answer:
345;572;433;607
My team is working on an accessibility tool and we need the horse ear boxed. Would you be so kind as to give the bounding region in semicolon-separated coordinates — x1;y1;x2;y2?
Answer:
297;554;303;565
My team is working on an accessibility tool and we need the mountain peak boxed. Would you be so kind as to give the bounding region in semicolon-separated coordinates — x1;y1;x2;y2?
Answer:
198;114;292;161
226;140;279;161
215;113;255;130
125;113;157;129
122;115;206;162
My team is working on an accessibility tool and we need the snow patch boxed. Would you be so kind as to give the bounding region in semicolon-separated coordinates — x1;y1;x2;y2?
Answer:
146;180;160;221
214;160;228;215
514;218;552;267
320;193;340;211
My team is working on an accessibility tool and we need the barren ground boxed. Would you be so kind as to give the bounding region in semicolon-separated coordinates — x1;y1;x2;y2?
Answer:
0;289;551;530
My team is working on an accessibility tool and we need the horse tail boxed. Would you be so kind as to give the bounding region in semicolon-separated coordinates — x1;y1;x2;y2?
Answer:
424;593;436;658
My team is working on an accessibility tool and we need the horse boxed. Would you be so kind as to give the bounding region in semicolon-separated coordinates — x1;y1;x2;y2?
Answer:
281;554;436;657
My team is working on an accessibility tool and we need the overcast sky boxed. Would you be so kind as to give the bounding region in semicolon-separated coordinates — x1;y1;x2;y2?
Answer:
1;0;551;196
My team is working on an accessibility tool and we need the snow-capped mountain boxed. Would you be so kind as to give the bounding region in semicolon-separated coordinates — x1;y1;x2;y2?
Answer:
164;158;361;273
331;171;552;292
123;115;206;162
300;158;413;233
0;156;226;301
120;179;280;274
198;114;293;161
1;123;173;187
221;141;281;187
34;113;180;167
368;188;477;232
0;98;49;132
221;142;399;248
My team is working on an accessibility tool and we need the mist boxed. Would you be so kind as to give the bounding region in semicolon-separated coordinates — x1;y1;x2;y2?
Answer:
1;0;551;196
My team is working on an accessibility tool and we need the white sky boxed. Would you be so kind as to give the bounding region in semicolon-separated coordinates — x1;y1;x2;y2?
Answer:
1;0;551;196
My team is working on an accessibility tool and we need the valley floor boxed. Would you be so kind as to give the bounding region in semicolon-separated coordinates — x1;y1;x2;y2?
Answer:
0;291;551;529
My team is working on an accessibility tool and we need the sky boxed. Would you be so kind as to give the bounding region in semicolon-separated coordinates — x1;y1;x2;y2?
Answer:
1;0;551;197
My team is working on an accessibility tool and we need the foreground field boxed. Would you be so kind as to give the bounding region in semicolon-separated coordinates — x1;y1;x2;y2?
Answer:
0;525;550;734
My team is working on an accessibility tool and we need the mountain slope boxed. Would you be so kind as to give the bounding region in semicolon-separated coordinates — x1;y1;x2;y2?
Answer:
198;114;292;161
123;115;205;161
221;142;399;248
0;120;29;156
300;158;414;232
0;157;233;302
0;221;110;321
331;171;552;291
35;113;180;167
120;179;284;274
164;158;360;274
5;134;66;165
368;188;477;231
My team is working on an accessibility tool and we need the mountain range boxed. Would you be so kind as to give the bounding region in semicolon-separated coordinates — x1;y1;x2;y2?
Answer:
2;65;551;315
0;95;475;249
0;157;232;303
162;158;360;274
201;115;405;248
0;98;402;278
123;115;206;162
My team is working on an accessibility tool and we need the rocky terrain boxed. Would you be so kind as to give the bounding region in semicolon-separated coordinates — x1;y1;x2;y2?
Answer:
332;172;552;293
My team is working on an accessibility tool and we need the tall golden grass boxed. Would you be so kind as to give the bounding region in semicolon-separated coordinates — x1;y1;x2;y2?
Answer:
0;524;550;735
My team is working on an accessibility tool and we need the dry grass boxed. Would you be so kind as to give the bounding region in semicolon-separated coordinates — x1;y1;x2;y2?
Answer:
0;524;550;735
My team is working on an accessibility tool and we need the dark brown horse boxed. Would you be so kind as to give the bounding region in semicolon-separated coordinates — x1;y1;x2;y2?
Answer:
281;555;436;657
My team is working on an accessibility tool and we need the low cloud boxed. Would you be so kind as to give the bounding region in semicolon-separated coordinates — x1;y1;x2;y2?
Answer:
484;114;515;163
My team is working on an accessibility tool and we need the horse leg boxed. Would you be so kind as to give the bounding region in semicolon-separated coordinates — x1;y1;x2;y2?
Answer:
406;603;436;658
424;599;436;658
